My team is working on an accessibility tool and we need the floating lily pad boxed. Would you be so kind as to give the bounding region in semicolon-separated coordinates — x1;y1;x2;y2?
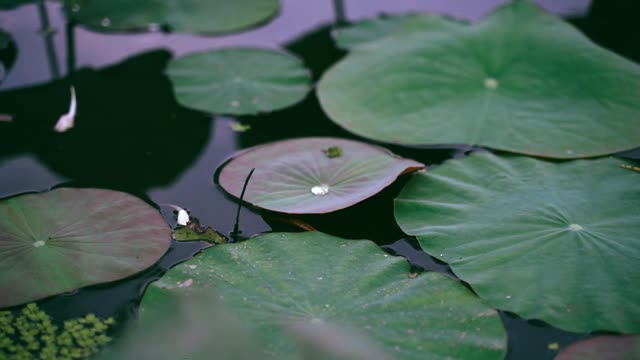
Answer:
555;335;640;360
167;48;310;116
0;188;171;308
333;15;405;50
141;232;507;359
317;0;640;158
217;137;423;214
395;153;640;333
64;0;279;35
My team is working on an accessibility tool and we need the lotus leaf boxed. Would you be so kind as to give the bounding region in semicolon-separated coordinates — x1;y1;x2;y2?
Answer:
64;0;279;35
555;335;640;360
167;48;311;116
141;231;507;359
217;137;423;214
317;0;640;158
0;188;171;308
395;152;640;333
333;15;405;50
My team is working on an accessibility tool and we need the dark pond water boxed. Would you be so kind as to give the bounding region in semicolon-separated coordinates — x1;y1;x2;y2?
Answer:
1;0;638;359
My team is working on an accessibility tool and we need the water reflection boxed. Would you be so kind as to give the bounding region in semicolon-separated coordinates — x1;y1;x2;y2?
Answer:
0;49;212;191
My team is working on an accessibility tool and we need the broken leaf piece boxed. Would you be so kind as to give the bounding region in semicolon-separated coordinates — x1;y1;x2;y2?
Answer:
230;121;252;132
172;225;227;244
0;188;171;308
142;231;507;359
395;152;640;333
217;137;423;214
318;0;640;158
53;86;76;133
321;146;342;158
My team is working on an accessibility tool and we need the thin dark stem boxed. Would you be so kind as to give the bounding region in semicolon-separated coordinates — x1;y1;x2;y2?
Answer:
66;20;76;74
231;168;255;239
36;0;60;79
333;0;347;25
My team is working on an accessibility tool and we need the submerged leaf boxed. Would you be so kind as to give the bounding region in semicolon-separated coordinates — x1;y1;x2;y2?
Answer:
141;232;507;359
395;153;640;333
217;137;424;214
318;0;640;158
0;188;171;308
333;15;406;50
167;48;311;116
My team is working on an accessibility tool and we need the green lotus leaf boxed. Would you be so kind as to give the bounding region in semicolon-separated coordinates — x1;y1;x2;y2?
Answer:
395;153;640;333
0;0;32;9
167;48;311;116
333;15;405;50
64;0;279;35
555;335;640;360
141;232;507;359
0;188;171;308
317;0;640;158
217;137;424;214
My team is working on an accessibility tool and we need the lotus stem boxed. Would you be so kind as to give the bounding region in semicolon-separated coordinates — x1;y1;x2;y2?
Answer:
36;0;60;79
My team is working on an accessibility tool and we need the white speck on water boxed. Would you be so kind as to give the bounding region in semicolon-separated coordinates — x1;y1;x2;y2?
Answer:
569;223;583;231
71;3;80;12
147;23;161;32
188;265;197;269
505;295;512;299
230;100;240;107
177;278;193;288
484;77;499;89
311;184;330;196
101;18;111;27
33;240;46;248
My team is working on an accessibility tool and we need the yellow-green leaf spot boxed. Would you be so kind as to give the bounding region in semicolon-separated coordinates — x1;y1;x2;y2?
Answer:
0;303;114;360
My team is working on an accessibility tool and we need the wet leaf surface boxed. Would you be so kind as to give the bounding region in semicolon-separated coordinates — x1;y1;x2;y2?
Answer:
395;152;640;333
218;137;424;214
0;188;171;308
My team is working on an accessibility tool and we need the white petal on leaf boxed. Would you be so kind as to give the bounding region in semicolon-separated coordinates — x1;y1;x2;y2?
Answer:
54;86;77;133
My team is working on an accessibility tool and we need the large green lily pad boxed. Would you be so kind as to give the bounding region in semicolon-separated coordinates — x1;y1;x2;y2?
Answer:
64;0;279;35
141;232;507;359
555;335;640;360
0;188;171;308
395;153;640;333
217;137;423;214
317;0;640;158
167;48;311;116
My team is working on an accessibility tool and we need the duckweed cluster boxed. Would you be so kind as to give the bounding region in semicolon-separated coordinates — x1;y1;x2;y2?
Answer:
0;303;114;359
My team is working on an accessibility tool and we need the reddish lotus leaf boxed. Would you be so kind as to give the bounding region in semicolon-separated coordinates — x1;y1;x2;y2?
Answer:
555;335;640;360
218;137;423;214
0;188;171;308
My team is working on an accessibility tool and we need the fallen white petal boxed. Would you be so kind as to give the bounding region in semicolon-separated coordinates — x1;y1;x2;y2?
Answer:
54;86;76;133
177;209;189;226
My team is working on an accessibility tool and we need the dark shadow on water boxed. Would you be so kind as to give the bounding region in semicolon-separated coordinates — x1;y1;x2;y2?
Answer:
0;49;212;192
